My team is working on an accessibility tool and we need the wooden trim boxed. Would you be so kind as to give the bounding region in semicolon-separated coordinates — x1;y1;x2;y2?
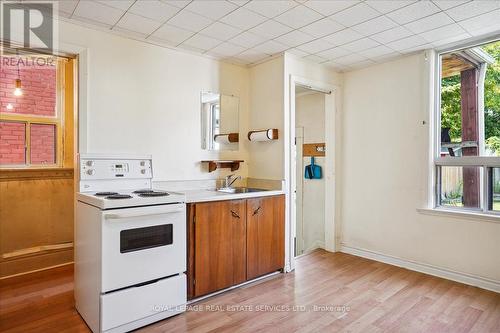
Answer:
303;143;326;157
0;168;73;180
2;242;73;260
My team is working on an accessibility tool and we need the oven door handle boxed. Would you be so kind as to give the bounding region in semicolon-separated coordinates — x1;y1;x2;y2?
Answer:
104;204;184;220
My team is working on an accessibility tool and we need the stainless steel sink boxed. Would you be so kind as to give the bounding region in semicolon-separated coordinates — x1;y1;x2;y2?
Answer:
217;187;268;194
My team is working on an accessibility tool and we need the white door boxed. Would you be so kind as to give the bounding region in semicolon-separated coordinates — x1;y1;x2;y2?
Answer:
100;203;186;292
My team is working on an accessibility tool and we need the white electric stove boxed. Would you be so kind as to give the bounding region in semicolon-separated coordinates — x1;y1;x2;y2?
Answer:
75;154;187;333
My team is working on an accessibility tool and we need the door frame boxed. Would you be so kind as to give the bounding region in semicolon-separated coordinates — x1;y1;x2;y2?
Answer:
287;75;339;272
294;127;304;256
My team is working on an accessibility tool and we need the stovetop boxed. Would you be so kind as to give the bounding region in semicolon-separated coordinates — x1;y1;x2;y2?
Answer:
77;188;185;210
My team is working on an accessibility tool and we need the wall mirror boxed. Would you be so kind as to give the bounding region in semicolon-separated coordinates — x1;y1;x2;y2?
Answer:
201;92;239;151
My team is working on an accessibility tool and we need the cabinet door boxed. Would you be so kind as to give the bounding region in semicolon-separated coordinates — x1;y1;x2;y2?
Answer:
193;200;246;297
246;195;285;280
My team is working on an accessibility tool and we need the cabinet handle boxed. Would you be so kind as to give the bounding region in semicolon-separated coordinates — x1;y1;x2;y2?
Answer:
231;210;240;219
253;206;261;216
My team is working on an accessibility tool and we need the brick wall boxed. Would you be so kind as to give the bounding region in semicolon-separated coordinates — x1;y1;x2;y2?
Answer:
0;122;25;164
0;57;57;165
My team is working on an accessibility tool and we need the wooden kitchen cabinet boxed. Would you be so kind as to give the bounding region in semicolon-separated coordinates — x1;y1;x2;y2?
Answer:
188;200;246;298
246;196;285;280
187;195;284;300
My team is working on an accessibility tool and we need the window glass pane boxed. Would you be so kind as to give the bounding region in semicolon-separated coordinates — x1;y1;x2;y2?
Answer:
0;121;26;165
30;123;56;165
439;166;481;209
0;56;57;117
491;168;500;212
440;40;500;157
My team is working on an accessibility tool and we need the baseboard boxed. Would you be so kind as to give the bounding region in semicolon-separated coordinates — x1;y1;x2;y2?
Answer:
340;244;500;293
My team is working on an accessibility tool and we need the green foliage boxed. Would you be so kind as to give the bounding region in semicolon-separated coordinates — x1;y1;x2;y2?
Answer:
440;41;500;155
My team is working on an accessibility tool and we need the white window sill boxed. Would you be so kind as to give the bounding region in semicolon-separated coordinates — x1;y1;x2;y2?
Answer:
417;208;500;224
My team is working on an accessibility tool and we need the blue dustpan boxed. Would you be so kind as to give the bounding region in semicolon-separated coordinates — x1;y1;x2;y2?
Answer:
305;157;322;179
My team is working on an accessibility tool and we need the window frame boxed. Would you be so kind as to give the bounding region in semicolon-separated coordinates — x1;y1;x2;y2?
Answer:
0;57;65;169
433;36;500;216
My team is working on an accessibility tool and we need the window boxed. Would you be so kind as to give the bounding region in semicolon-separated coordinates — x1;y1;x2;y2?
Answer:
0;55;65;167
435;39;500;215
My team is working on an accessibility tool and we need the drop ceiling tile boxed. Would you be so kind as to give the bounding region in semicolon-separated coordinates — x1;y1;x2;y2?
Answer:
252;40;289;54
419;23;468;43
370;26;413;44
459;9;500;36
275;30;314;47
149;24;194;44
236;50;270;63
404;12;454;34
59;0;78;16
400;43;432;53
220;7;268;30
329;3;380;27
430;32;472;47
323;28;363;46
184;0;238;20
371;52;401;62
274;5;324;29
207;42;246;57
115;12;162;35
73;1;125;26
296;38;334;53
160;0;191;9
386;1;440;24
249;20;293;39
182;34;223;51
358;45;395;58
316;46;351;59
303;0;359;16
351;15;398;35
365;0;415;14
200;22;242;40
298;18;345;38
334;53;368;65
97;0;134;11
432;0;470;11
167;10;213;32
228;0;251;6
286;48;310;57
128;0;180;22
323;60;349;71
303;54;327;64
349;59;377;69
342;38;379;52
244;0;298;18
229;31;268;48
386;34;428;51
445;0;500;21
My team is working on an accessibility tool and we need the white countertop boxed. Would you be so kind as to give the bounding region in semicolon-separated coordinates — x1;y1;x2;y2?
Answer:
181;189;285;203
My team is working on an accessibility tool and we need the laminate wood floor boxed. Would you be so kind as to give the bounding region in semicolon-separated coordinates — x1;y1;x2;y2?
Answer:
1;250;499;332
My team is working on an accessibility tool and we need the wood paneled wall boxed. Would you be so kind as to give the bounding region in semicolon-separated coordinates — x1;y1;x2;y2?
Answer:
0;58;76;278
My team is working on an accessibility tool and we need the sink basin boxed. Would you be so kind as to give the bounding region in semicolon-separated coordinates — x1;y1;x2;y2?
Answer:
217;187;268;194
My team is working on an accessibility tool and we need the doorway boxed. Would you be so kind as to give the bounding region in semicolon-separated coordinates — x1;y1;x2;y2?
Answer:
287;76;337;270
294;86;328;256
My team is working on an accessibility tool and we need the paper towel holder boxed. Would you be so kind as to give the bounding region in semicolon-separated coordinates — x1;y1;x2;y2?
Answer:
248;128;279;142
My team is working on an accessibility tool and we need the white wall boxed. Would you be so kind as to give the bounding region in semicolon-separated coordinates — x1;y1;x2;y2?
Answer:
341;53;500;281
247;56;284;180
58;20;250;181
296;92;326;251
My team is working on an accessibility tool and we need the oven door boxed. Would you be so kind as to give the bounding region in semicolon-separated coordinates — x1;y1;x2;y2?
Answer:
100;203;186;292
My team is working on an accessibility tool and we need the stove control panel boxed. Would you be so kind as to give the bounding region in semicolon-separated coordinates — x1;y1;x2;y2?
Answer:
80;158;152;180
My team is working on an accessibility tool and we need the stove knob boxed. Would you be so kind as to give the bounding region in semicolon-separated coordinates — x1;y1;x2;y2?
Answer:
140;161;146;166
141;169;146;174
85;160;94;167
86;169;95;176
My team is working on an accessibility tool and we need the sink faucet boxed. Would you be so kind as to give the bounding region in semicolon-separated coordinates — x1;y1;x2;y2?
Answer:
224;174;241;188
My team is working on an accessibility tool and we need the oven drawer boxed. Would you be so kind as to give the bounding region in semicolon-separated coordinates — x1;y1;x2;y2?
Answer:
101;274;186;332
101;204;186;292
